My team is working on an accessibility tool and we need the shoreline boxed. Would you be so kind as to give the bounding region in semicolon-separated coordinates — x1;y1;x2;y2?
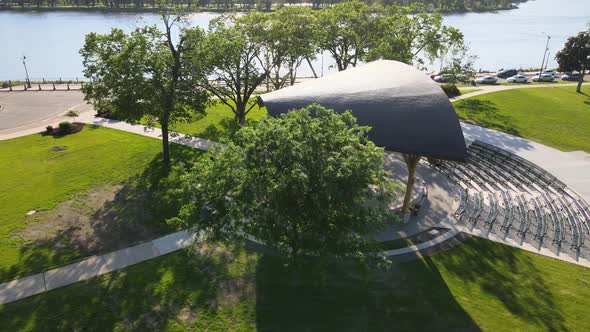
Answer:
0;4;521;15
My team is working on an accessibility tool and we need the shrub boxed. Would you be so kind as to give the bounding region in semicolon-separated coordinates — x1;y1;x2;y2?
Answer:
65;110;79;122
58;121;74;134
46;125;53;133
441;84;461;98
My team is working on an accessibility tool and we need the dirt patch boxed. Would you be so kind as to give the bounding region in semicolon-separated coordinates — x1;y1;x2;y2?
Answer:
19;185;162;256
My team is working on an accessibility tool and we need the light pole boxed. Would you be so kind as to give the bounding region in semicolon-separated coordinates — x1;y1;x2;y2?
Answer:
538;33;551;80
21;56;31;89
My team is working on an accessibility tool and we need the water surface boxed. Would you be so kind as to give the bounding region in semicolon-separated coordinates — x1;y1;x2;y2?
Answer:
0;0;588;80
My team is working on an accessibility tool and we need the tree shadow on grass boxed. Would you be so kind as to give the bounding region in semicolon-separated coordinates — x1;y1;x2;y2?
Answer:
256;237;568;331
255;254;481;331
455;99;521;137
0;144;204;283
0;244;256;331
423;237;567;331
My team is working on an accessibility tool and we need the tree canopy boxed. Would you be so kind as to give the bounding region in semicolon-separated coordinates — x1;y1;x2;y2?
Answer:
316;2;464;71
556;30;590;93
186;14;267;126
80;13;208;164
173;104;396;260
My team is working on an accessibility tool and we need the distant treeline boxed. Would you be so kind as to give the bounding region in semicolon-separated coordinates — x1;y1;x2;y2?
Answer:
0;0;527;13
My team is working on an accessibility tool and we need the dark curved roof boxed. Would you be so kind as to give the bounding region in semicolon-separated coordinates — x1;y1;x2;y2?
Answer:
259;60;467;161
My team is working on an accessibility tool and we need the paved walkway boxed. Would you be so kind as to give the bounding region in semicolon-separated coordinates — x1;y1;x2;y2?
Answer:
0;230;197;305
452;82;579;100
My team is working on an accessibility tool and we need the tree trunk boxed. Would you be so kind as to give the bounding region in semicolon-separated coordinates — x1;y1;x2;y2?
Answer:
236;102;246;126
577;68;585;93
402;154;421;214
161;121;171;165
305;56;318;79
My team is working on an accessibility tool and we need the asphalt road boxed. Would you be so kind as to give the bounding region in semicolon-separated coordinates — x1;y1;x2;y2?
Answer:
0;91;85;131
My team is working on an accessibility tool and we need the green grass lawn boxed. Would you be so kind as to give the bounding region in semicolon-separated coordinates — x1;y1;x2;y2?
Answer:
0;126;201;282
165;100;268;142
458;88;481;95
454;85;590;152
1;237;588;331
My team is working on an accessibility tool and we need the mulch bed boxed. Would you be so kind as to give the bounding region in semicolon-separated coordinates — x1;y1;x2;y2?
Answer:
43;122;85;137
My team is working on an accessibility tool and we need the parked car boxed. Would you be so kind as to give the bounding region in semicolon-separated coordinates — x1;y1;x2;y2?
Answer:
433;74;453;83
532;74;555;82
475;76;498;84
506;75;529;83
561;72;581;81
540;69;557;76
497;68;518;78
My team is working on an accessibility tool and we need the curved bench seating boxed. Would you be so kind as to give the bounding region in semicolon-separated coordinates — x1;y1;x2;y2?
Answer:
442;140;590;252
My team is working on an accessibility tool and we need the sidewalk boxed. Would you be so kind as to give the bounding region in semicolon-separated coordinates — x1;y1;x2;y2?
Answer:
0;230;197;305
452;82;578;100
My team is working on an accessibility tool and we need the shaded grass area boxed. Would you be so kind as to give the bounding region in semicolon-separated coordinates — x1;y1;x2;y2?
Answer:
454;85;590;152
2;237;589;331
0;126;203;282
155;100;267;143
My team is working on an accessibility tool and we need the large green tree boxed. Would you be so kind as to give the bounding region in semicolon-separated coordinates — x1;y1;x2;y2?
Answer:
263;7;319;89
556;30;590;93
315;1;380;71
174;105;395;260
368;4;464;67
186;14;268;126
315;2;463;72
441;42;477;86
80;13;207;164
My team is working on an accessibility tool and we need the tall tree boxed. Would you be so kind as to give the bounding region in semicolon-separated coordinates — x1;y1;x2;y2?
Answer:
441;42;477;86
173;105;395;261
556;30;590;93
186;14;267;126
261;7;319;90
368;4;464;68
315;1;379;71
80;12;208;164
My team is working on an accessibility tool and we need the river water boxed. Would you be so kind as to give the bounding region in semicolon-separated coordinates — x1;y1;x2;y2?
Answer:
0;0;588;80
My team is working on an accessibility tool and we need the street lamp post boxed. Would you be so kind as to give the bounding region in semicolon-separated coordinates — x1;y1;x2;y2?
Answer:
21;56;32;89
538;33;551;80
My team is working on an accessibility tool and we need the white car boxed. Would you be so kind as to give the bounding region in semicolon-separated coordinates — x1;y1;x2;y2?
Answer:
475;76;498;84
507;75;529;83
540;70;557;76
433;74;453;83
533;74;555;82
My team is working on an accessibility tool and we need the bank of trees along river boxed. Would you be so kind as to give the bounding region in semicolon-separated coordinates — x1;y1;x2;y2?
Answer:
0;0;525;12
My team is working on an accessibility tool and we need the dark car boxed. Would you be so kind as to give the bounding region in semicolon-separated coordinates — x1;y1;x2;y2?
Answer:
561;72;581;81
497;68;518;78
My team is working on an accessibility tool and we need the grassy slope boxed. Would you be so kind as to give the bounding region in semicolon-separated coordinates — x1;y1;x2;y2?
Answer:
454;85;590;152
1;238;589;331
0;126;196;281
165;101;268;143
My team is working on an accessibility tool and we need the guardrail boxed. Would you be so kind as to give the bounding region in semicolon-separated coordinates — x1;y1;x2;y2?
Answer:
0;79;86;92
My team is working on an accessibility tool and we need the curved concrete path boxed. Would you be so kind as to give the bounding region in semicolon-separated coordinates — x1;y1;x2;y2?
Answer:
452;82;579;100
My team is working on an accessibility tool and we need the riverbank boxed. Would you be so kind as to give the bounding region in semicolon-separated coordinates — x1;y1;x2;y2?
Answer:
0;1;523;14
